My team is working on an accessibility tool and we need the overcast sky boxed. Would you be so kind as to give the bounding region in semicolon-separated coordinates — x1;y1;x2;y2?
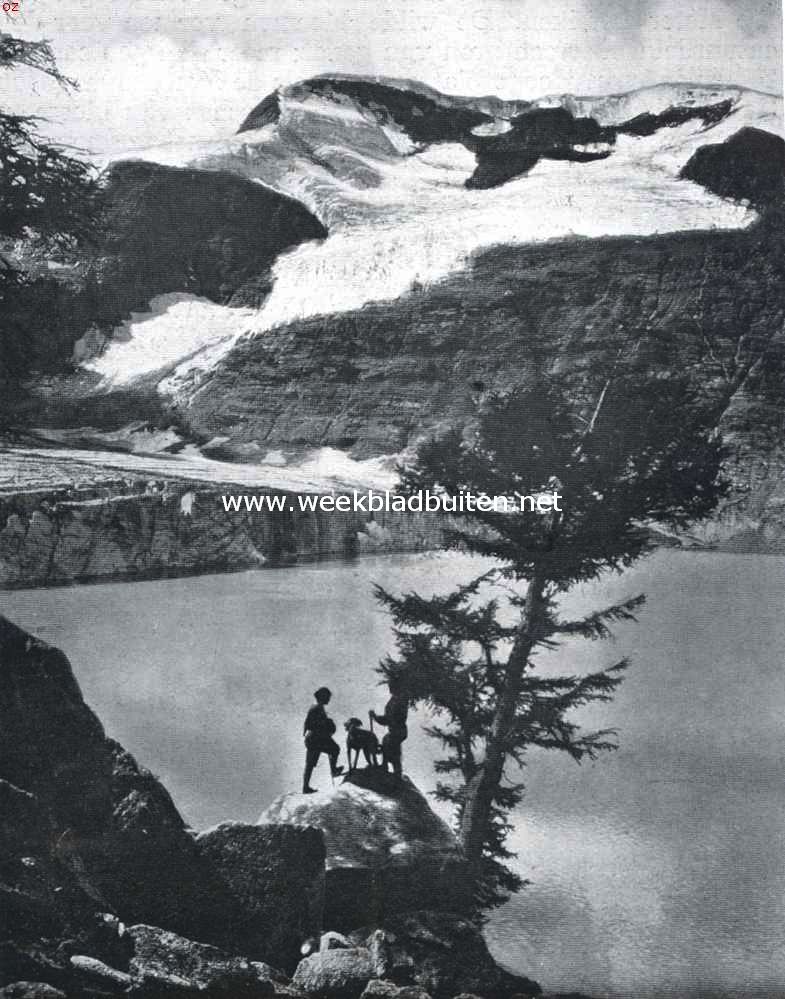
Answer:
1;0;782;153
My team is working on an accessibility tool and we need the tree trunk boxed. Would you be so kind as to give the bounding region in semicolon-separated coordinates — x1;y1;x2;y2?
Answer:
458;570;547;874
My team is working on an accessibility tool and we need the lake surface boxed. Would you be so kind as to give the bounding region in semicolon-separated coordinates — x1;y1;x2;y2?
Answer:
3;551;784;998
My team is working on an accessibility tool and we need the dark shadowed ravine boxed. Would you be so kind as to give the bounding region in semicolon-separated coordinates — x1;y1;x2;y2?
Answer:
2;549;783;998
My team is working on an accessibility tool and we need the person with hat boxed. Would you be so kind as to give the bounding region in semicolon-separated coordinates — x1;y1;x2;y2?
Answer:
302;686;344;793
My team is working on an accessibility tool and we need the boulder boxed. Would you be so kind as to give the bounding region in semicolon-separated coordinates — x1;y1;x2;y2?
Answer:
0;986;66;999
259;770;471;931
250;963;290;986
127;924;274;997
349;912;540;999
292;948;379;999
69;955;133;988
196;822;326;972
360;982;432;999
320;932;352;952
0;944;71;994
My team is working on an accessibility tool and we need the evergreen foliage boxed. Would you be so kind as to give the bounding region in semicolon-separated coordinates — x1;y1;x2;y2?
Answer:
376;371;727;911
0;32;98;384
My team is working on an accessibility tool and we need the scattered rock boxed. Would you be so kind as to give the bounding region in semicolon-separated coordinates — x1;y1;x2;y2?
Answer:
361;981;432;999
127;924;274;997
0;943;70;994
350;912;540;999
0;985;66;999
320;932;352;952
69;954;133;987
292;947;378;999
250;962;290;986
0;617;542;999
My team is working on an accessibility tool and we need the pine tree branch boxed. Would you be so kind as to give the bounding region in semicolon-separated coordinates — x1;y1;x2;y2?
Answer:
554;594;646;639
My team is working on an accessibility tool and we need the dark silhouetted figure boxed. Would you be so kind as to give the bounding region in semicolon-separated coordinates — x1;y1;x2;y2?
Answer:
303;686;343;793
344;717;380;770
370;676;408;779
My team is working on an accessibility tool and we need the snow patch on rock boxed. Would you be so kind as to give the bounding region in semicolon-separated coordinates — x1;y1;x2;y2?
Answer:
471;119;514;136
85;294;258;389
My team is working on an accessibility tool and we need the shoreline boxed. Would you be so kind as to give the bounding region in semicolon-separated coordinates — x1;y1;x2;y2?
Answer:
1;469;784;591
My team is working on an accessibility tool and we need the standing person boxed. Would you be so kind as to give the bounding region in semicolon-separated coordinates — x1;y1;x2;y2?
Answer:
303;686;344;794
370;675;409;779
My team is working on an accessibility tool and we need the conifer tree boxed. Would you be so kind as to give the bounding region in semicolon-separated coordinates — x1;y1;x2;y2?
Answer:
1;32;98;382
0;32;95;247
375;371;727;911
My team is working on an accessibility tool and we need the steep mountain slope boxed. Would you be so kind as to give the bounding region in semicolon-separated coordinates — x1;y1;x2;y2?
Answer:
98;160;328;313
0;158;328;393
77;76;778;401
11;75;785;552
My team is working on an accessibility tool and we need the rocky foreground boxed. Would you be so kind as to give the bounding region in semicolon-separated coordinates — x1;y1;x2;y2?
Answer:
0;615;547;999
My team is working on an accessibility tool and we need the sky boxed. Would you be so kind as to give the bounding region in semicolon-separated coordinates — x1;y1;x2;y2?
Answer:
1;0;782;153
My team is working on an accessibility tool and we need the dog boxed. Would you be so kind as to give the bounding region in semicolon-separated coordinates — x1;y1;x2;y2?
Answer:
344;717;380;771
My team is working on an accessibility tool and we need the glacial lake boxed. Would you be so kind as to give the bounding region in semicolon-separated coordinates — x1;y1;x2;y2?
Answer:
3;550;784;998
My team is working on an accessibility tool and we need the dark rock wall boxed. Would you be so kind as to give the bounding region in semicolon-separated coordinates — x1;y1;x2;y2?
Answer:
242;78;492;144
0;163;328;392
0;615;242;947
465;107;611;189
183;220;785;551
0;481;446;589
96;161;328;318
680;127;785;208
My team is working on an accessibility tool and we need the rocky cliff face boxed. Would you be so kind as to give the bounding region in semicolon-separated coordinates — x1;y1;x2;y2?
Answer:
0;478;445;588
0;613;317;962
0;159;328;393
179;216;785;551
96;161;328;317
8;76;785;565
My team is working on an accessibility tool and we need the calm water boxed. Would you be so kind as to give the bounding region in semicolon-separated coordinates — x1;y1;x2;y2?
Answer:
3;551;784;998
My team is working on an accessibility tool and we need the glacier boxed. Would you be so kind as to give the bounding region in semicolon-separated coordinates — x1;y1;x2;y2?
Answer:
87;79;782;403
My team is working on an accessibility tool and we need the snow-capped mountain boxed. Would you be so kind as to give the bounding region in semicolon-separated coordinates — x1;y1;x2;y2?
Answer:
86;76;782;401
4;74;784;554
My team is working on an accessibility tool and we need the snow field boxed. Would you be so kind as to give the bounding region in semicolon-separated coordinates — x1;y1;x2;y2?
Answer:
88;82;781;400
